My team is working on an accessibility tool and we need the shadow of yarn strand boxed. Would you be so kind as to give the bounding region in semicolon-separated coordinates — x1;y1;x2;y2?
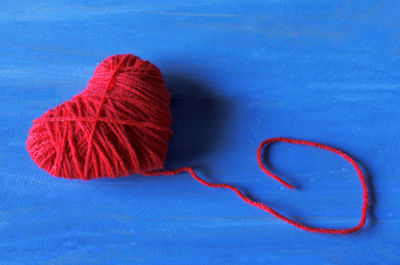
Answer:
163;73;232;169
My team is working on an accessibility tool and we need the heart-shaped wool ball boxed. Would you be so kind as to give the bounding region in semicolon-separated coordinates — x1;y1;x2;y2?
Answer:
27;54;173;180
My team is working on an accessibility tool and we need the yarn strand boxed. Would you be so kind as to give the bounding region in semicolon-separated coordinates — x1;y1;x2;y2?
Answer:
83;55;130;179
145;137;369;234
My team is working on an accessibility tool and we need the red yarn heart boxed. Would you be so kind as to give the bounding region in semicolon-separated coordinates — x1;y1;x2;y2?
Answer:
27;54;368;234
27;54;173;180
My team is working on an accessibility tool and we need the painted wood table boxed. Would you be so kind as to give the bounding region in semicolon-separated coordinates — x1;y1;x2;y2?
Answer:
1;1;399;264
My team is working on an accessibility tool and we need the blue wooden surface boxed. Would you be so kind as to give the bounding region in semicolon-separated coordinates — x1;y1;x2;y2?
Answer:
1;1;400;264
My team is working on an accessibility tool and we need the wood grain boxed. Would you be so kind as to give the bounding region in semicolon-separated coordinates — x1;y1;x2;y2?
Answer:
1;1;399;264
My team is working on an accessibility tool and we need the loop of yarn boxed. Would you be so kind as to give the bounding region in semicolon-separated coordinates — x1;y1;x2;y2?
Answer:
146;137;369;234
27;54;368;234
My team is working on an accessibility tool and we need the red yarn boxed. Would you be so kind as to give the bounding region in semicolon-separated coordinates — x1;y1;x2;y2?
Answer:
27;54;368;234
146;137;368;234
27;54;173;179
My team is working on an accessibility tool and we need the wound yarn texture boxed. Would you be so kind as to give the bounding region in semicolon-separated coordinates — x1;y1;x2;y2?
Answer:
27;54;173;180
27;54;369;234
